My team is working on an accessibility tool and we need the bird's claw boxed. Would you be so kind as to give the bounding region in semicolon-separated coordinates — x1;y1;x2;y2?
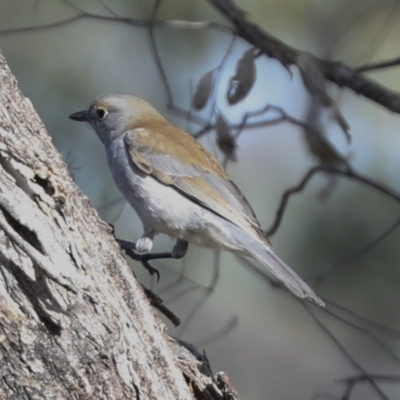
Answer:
140;255;161;282
117;239;161;281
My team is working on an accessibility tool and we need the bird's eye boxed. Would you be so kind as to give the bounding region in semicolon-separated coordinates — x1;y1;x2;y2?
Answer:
96;108;107;120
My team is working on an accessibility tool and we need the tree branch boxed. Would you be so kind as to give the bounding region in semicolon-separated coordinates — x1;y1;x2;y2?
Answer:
209;0;400;114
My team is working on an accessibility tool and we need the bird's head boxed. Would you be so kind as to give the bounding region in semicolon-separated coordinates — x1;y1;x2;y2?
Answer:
69;93;164;145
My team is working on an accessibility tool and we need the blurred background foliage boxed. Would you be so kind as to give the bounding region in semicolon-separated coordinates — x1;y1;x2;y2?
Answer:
1;0;400;399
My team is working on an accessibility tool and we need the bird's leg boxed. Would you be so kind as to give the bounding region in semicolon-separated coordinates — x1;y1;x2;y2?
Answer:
117;231;159;278
117;235;189;282
136;240;189;280
172;239;189;258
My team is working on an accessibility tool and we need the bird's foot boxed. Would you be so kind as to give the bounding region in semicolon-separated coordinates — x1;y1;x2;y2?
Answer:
117;238;189;282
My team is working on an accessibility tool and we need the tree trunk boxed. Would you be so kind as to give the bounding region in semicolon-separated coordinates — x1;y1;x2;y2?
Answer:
0;52;237;400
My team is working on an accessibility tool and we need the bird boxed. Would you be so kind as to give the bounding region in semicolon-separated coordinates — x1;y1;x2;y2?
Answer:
69;93;323;306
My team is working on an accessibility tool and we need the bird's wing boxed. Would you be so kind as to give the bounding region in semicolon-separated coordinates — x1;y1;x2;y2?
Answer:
124;123;267;239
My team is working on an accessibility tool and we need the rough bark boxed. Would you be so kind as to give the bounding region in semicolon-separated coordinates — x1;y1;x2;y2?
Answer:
0;52;238;400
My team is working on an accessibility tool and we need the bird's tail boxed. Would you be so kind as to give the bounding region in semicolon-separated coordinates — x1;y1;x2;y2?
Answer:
248;240;324;306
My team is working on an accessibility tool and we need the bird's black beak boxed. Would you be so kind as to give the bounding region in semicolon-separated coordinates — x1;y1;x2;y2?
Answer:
69;110;89;122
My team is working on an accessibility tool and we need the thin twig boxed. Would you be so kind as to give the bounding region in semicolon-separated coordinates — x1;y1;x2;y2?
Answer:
356;56;400;73
266;166;321;236
302;302;389;400
142;285;181;326
267;165;400;236
326;299;400;338
321;306;400;367
193;103;320;139
340;1;400;70
147;0;173;105
310;215;400;287
177;250;222;335
341;374;400;384
0;13;229;36
0;15;87;34
327;1;385;51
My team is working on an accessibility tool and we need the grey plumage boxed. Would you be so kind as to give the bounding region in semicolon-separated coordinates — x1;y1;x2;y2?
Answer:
69;93;323;306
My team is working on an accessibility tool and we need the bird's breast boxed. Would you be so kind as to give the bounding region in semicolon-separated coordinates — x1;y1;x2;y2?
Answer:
106;137;206;238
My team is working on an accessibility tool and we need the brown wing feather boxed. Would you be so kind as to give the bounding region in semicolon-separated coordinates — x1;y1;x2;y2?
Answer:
124;125;266;239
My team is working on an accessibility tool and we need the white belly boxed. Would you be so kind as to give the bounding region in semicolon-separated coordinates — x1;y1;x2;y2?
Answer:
106;136;220;248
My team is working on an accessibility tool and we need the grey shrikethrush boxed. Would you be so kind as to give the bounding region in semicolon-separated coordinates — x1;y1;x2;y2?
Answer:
69;93;323;306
